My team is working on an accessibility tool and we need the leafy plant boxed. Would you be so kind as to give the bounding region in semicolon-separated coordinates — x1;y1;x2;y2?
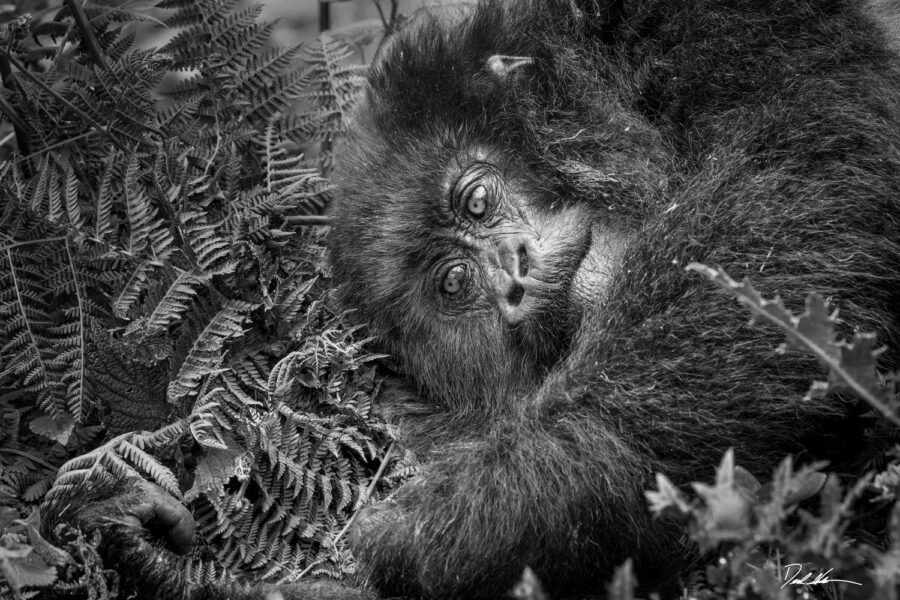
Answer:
627;264;900;600
0;0;402;594
1;0;898;597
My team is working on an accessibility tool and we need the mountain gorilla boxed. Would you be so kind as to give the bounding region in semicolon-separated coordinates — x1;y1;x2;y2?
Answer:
43;0;900;599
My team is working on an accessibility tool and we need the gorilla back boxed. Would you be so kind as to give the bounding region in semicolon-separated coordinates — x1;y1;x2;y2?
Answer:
328;0;900;597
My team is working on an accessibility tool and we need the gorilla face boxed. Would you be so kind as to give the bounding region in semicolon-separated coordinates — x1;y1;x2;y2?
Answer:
330;126;637;412
329;5;664;412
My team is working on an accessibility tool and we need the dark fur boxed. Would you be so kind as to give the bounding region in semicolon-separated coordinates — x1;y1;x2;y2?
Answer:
329;0;900;597
44;1;900;599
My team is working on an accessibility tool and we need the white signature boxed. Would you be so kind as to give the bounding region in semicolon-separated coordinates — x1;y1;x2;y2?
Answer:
780;563;861;589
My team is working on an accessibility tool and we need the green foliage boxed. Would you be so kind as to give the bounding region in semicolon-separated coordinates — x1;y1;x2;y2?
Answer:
0;0;398;594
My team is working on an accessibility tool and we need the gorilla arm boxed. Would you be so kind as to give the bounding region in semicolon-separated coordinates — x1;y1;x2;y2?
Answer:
349;374;680;600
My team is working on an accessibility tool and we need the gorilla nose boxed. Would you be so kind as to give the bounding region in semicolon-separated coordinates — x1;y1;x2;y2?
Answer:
504;242;529;306
508;282;525;306
499;236;532;282
495;235;539;319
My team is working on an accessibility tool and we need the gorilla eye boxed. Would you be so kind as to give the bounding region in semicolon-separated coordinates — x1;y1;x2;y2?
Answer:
441;264;468;296
452;165;495;220
465;185;488;217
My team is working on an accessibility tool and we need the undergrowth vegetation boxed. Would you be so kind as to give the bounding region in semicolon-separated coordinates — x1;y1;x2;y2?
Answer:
0;0;409;594
0;1;897;599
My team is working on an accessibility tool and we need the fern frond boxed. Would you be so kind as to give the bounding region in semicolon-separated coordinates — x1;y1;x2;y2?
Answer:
126;268;208;337
0;245;55;407
118;440;180;493
3;0;396;581
112;262;157;320
93;152;118;243
179;211;237;275
167;299;256;402
164;5;264;70
159;0;243;31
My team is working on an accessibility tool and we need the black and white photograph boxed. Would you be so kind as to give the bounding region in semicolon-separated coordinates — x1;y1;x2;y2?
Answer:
1;1;900;598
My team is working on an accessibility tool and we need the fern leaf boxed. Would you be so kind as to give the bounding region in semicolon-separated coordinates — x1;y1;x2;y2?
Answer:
180;210;237;275
94;153;118;243
160;0;242;30
28;155;52;213
61;165;84;229
167;299;256;402
118;440;180;495
238;44;305;103
112;261;156;319
141;269;208;335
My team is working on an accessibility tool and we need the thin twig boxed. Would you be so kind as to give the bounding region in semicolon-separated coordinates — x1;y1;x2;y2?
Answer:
330;441;395;548
319;1;331;33
296;442;395;577
0;236;69;251
389;0;399;27
372;0;388;29
283;214;333;226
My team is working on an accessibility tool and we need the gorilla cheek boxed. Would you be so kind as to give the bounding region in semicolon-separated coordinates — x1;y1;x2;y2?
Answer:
569;225;628;316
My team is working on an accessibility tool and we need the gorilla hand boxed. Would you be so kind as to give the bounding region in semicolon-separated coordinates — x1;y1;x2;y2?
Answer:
114;478;196;555
42;477;375;600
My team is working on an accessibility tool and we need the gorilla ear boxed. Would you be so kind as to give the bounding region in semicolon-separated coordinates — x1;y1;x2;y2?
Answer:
485;55;534;80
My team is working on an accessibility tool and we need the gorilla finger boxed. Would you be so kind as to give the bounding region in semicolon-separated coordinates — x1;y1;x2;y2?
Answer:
131;479;196;554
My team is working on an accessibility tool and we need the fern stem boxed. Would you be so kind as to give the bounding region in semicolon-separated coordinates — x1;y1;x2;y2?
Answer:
0;53;32;157
3;246;55;414
0;47;130;152
14;130;100;164
0;91;31;139
63;238;86;421
326;441;395;551
361;441;394;507
0;236;68;251
65;0;108;70
0;447;58;471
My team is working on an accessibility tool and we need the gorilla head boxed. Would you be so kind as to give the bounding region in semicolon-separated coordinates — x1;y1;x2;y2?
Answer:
330;2;671;413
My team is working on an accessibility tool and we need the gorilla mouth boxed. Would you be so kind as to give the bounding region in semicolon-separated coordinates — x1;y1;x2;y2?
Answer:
507;282;525;306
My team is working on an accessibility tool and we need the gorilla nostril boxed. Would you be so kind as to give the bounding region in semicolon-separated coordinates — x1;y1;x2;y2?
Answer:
517;244;529;277
508;283;525;306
